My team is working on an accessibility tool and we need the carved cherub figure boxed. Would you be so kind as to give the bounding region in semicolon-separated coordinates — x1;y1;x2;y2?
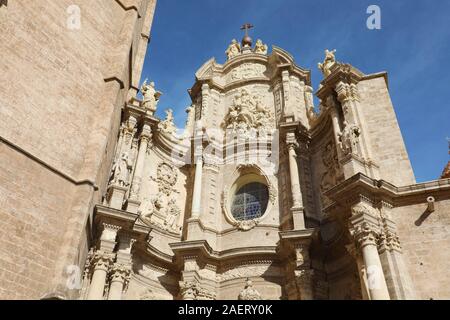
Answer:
254;39;268;55
141;79;162;115
226;39;241;60
318;49;337;77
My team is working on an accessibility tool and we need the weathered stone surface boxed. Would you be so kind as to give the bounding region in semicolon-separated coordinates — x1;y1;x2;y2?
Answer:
1;7;448;300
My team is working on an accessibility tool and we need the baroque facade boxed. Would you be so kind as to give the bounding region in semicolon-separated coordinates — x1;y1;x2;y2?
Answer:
84;37;450;300
1;2;450;300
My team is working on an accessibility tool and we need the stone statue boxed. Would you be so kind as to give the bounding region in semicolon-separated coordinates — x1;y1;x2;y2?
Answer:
164;198;181;232
141;195;163;221
158;109;177;135
111;152;132;187
141;79;162;115
225;39;241;60
238;278;262;300
254;39;268;55
318;49;337;77
338;121;361;155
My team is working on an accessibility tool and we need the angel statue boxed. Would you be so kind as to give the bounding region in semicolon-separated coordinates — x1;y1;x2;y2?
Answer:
254;39;268;55
141;79;162;115
164;199;181;232
158;109;177;135
318;49;337;77
226;39;241;60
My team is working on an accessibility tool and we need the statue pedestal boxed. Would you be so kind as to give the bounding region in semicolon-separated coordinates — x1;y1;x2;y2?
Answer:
107;185;128;210
291;207;306;230
126;197;141;214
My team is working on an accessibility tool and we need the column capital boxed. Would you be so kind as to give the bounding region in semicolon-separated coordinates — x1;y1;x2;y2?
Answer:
100;223;121;241
140;123;153;141
91;251;115;272
378;230;402;253
335;81;359;104
294;269;314;284
286;132;299;150
109;263;131;284
350;222;379;249
294;243;310;267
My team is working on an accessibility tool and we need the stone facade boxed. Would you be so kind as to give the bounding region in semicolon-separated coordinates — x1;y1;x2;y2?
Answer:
0;0;157;299
1;6;449;300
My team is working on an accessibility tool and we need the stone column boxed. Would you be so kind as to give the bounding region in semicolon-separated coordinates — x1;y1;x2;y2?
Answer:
346;243;370;300
351;222;390;300
377;202;416;299
108;263;131;300
293;242;314;300
128;123;152;213
191;129;204;219
87;251;114;300
201;83;209;119
281;70;293;118
286;133;305;229
295;269;314;300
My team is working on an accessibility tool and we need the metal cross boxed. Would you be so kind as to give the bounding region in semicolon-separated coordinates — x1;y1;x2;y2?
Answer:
241;23;254;37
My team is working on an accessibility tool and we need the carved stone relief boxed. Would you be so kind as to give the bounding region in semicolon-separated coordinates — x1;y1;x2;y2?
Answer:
139;162;182;233
222;89;274;136
320;141;343;207
229;63;267;82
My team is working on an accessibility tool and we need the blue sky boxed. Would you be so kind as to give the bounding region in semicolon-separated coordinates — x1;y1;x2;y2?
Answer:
142;0;450;183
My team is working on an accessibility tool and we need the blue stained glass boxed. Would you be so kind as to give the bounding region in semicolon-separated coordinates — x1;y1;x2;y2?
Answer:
231;182;269;221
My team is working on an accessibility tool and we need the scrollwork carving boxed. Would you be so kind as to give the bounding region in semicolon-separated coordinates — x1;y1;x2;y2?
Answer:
152;162;179;196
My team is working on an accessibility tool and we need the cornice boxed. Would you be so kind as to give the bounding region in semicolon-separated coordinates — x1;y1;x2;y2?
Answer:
324;173;450;209
169;240;279;268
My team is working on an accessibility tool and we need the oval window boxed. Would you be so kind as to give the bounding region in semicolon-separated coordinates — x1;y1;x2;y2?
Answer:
231;182;269;221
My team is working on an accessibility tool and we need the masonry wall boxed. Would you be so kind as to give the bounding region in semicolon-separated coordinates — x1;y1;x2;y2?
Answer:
391;199;450;299
0;0;156;299
357;76;416;186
